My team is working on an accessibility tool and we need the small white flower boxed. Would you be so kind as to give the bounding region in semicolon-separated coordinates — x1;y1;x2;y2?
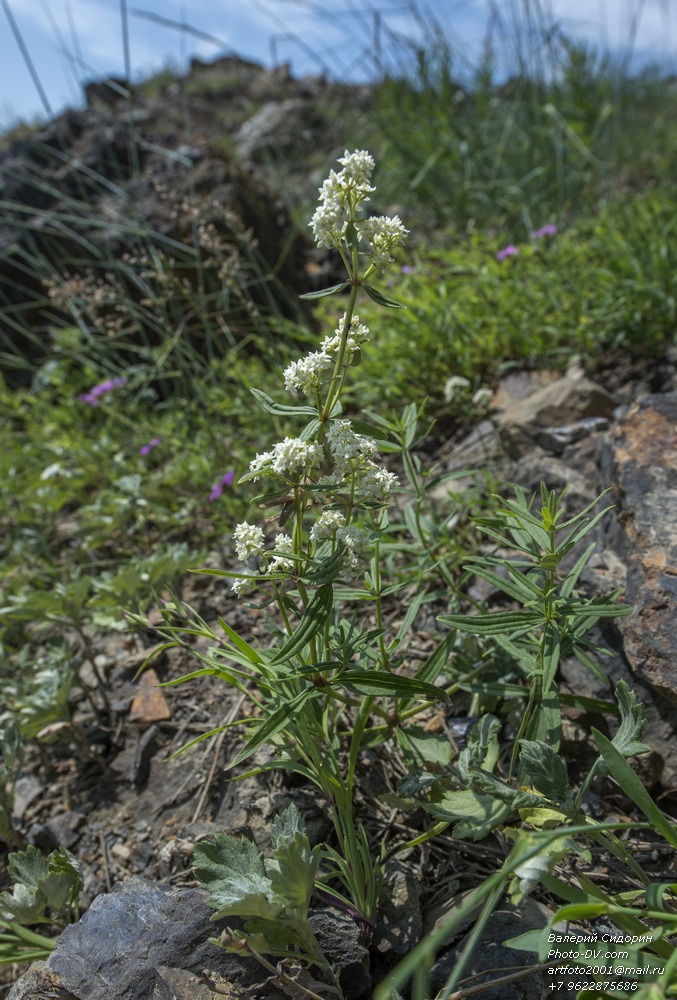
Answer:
472;387;493;409
337;149;375;187
269;533;295;573
444;375;471;403
310;509;346;542
322;314;370;358
270;437;321;477
357;215;409;267
336;525;370;576
249;449;273;478
326;420;378;476
308;151;376;248
231;576;257;597
233;522;265;561
283;350;332;395
358;466;400;502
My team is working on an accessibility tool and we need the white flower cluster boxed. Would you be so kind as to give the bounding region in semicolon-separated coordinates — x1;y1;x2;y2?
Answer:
233;521;265;561
443;375;471;403
249;437;321;480
321;314;370;358
309;150;375;249
336;525;370;576
324;419;399;502
326;420;378;474
283;314;370;396
283;349;332;396
231;576;257;597
269;533;295;573
310;509;346;542
308;150;408;267
443;376;492;412
231;531;298;597
358;215;409;268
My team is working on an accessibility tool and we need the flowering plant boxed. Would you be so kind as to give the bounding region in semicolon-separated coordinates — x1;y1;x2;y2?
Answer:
141;152;454;952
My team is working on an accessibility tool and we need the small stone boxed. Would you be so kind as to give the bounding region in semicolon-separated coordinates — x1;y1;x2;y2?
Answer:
111;842;131;861
129;669;171;724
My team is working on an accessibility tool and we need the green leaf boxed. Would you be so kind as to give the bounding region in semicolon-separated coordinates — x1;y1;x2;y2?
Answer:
39;849;82;919
519;740;571;806
438;610;543;635
508;829;577;904
396;725;453;769
466;564;544;605
644;882;677;913
266;807;319;913
424;789;513;840
0;846;81;925
592;731;677;848
193;834;281;921
362;283;406;308
217;617;264;667
270;584;333;664
250;387;317;417
611;679;651;758
541;621;560;692
299;282;350;300
303;549;344;585
227;688;315;770
339;670;446;699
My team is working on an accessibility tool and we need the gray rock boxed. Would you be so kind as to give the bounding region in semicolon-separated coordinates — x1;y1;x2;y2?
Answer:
44;879;268;1000
428;900;551;1000
6;962;76;1000
608;392;677;704
498;374;617;458
372;860;423;957
308;908;371;998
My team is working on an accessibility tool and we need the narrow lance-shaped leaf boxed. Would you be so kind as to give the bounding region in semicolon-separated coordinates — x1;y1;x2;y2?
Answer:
299;281;350;300
438;610;543;636
270;584;333;664
362;283;406;308
250;387;317;417
227;688;316;771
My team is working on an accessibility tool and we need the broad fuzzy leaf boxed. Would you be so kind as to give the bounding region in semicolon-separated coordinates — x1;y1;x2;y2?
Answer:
396;725;453;769
424;789;512;840
611;679;651;758
265;836;320;913
193;834;281;920
0;846;81;925
519;740;572;807
508;830;578;904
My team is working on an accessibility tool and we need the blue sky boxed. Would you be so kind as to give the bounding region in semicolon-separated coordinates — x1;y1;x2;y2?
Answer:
1;0;674;128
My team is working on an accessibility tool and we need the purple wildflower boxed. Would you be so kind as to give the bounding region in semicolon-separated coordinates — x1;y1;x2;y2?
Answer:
401;264;413;274
79;376;128;406
496;245;520;262
139;436;162;456
532;224;558;239
209;470;236;502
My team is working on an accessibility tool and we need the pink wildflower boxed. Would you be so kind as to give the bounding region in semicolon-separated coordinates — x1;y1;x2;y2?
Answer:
209;471;236;502
139;436;162;456
496;245;519;262
79;376;128;406
532;224;558;238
